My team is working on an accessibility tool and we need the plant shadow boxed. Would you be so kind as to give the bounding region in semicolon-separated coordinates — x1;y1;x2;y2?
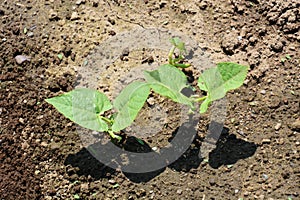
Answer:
64;148;116;180
208;128;257;169
64;122;257;182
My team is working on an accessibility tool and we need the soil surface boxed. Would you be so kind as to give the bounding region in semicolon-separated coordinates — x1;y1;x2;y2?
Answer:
0;0;299;199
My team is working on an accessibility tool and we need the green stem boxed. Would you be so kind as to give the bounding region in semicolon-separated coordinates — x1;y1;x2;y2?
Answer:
168;46;190;68
100;116;113;124
108;130;122;142
168;46;176;65
173;63;191;68
193;96;207;102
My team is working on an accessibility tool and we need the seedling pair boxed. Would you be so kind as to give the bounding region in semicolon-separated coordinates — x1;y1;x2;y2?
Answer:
46;38;248;142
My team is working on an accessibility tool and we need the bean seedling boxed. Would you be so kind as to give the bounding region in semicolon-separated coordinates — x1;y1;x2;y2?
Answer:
46;38;248;142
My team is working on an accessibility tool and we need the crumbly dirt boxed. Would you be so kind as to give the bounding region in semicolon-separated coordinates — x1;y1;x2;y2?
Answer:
0;0;299;199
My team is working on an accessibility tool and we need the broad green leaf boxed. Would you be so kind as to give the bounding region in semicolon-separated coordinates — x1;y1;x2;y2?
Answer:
112;82;150;132
144;64;193;108
45;88;112;132
198;67;226;101
216;62;249;91
198;62;248;113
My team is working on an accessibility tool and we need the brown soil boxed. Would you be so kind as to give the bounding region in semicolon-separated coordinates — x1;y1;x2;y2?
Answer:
0;0;299;199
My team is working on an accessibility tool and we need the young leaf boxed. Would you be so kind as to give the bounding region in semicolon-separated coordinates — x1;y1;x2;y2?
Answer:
144;64;193;108
45;88;112;132
198;62;248;113
170;37;186;53
112;82;150;132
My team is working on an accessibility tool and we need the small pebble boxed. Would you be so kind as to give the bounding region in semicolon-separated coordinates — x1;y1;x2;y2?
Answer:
176;189;182;194
275;123;282;130
70;12;80;20
147;97;155;106
260;89;266;95
262;138;271;144
19;118;25;124
262;174;268;180
34;170;40;175
15;55;31;64
41;141;48;147
289;46;295;51
75;0;85;5
152;146;158;151
27;32;34;37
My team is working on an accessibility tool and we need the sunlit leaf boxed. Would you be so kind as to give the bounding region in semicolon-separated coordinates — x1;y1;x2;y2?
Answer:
112;82;150;132
46;88;112;132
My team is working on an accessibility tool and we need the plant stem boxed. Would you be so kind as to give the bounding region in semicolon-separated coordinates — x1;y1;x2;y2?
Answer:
168;46;190;68
100;116;113;124
108;130;122;142
193;96;207;102
168;46;176;65
173;63;191;68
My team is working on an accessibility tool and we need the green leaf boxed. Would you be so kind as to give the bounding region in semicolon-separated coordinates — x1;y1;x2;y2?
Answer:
112;82;150;132
216;62;249;91
199;98;210;113
170;37;186;53
198;62;248;113
197;75;208;91
144;64;193;108
45;88;112;132
198;67;226;101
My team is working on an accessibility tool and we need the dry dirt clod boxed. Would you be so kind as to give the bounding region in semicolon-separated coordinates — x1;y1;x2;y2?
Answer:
76;0;85;5
221;33;240;55
147;97;155;106
275;123;282;130
80;183;89;190
270;37;284;52
70;12;80;20
41;141;48;147
290;118;300;131
48;9;58;20
21;141;29;149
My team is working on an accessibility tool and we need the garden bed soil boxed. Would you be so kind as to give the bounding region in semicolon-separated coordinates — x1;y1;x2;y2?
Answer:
0;0;299;199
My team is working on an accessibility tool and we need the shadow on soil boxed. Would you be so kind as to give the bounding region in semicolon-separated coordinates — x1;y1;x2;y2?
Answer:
208;128;257;169
64;125;257;183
